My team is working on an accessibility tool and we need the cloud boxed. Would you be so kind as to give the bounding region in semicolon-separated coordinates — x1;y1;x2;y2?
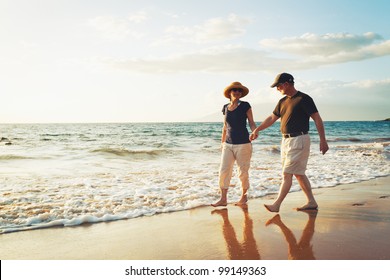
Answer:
103;47;279;73
305;78;390;120
260;32;390;68
193;13;251;42
345;78;390;89
260;32;383;55
300;78;390;105
154;13;252;45
196;78;390;121
87;13;147;41
128;11;148;23
340;78;390;103
87;16;131;41
102;32;390;73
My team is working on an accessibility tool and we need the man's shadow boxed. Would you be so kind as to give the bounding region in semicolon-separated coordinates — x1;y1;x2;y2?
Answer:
211;206;261;260
265;210;318;260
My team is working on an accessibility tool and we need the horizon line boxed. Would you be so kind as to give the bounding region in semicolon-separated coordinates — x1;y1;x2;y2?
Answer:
0;119;389;125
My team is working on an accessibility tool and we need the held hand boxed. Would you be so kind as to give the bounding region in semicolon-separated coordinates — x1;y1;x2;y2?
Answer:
249;131;259;141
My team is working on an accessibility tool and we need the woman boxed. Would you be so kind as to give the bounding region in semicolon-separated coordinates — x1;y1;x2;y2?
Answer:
212;81;256;207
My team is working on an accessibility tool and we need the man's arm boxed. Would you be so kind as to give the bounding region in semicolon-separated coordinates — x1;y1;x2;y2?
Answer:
249;113;279;141
311;112;329;155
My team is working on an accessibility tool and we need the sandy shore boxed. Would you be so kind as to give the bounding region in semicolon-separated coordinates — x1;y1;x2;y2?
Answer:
1;176;389;260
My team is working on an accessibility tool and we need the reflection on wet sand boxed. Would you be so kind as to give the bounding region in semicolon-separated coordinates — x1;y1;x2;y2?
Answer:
212;206;261;260
266;211;317;260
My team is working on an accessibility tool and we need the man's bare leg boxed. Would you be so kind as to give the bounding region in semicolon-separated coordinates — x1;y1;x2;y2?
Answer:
295;175;318;210
264;173;293;212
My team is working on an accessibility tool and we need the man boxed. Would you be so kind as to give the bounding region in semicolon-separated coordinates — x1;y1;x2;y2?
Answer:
250;73;329;212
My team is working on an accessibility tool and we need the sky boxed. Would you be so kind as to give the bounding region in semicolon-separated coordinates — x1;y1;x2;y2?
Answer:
0;0;389;123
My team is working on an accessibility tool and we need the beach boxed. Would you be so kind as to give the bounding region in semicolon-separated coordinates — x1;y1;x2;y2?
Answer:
1;122;389;235
1;176;389;260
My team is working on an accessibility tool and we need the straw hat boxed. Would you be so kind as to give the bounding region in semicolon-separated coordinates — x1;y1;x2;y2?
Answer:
223;82;249;99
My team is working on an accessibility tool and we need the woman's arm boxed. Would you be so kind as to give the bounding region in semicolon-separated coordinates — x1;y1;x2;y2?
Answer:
221;123;227;144
246;108;257;133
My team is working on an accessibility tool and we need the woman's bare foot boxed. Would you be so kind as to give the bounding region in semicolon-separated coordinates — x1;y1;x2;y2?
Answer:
264;204;280;213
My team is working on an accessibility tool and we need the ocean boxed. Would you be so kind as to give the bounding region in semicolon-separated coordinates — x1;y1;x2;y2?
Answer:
0;121;389;234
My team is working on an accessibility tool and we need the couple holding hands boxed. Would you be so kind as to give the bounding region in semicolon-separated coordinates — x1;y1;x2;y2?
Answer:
212;73;329;212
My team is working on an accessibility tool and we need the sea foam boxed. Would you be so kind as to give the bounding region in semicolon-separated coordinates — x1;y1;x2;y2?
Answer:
0;122;389;234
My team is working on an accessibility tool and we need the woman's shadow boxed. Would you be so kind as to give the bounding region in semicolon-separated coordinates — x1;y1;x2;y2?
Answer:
265;210;318;260
211;206;261;260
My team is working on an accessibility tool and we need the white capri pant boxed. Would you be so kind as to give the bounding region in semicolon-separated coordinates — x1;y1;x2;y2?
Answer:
219;143;252;190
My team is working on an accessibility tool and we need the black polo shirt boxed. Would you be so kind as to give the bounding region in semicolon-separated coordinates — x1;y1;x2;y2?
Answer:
273;91;318;134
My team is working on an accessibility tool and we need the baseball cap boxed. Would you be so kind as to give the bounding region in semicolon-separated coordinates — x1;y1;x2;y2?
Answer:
270;73;294;88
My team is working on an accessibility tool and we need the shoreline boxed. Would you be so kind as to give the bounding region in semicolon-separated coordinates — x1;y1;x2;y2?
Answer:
1;176;389;260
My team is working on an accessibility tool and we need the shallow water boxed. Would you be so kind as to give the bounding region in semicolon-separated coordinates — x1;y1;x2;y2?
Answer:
0;121;389;233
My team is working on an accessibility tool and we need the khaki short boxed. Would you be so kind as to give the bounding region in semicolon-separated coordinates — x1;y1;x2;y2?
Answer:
281;134;310;175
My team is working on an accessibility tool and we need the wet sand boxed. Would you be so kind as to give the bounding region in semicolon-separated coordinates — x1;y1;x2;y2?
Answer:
1;176;389;260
